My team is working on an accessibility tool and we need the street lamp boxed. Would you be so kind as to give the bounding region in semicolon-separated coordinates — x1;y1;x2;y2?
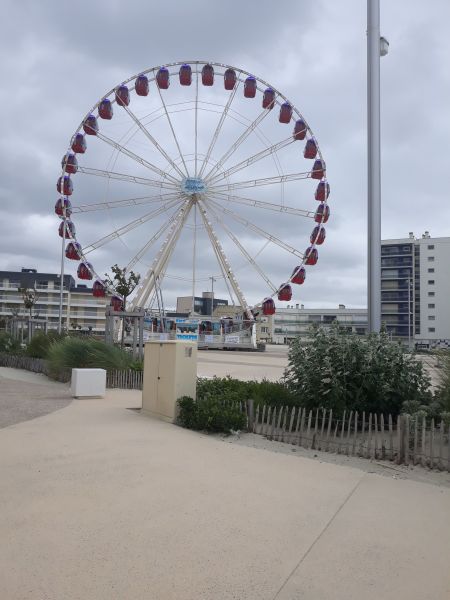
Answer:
367;0;389;333
209;276;216;318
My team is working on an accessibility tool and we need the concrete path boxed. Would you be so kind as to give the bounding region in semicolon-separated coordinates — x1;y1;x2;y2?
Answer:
0;367;72;428
0;374;449;599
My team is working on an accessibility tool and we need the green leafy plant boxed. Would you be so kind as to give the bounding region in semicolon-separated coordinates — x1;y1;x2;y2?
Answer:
284;323;432;417
177;395;247;433
104;264;141;348
0;332;22;354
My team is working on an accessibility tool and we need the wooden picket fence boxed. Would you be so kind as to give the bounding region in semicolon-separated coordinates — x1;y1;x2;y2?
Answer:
245;402;450;472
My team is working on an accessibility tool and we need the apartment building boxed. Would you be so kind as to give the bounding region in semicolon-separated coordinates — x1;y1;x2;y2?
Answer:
381;232;450;348
0;268;109;333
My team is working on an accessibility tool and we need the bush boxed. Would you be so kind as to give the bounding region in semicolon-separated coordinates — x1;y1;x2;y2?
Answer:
25;331;66;359
46;337;133;378
177;395;247;433
196;376;293;408
284;324;432;417
0;332;22;354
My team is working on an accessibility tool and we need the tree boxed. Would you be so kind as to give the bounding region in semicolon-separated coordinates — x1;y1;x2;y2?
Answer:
18;287;38;320
104;264;141;347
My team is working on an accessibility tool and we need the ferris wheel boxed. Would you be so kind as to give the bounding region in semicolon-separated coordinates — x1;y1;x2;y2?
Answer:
56;60;330;319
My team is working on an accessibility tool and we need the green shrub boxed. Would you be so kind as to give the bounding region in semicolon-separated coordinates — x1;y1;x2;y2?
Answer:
26;331;66;358
0;332;22;354
196;376;293;408
46;337;133;378
177;395;247;433
284;324;432;417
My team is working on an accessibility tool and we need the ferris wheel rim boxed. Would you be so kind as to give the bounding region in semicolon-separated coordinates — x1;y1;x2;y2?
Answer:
57;59;330;312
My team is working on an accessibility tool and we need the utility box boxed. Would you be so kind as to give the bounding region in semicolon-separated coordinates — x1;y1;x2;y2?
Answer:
71;368;106;398
142;340;197;422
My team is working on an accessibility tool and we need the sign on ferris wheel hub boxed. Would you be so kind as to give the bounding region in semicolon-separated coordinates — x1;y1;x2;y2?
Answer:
56;60;330;343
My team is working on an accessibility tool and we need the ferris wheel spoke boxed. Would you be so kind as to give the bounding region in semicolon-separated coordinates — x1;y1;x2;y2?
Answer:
77;166;180;191
82;198;183;254
207;136;295;186
121;104;186;179
206;197;304;260
194;68;199;177
197;199;253;319
125;204;188;272
207;170;311;193
206;203;278;293
95;130;180;184
72;191;180;213
197;77;241;178
131;199;194;308
156;85;190;177
209;190;314;218
203;108;271;182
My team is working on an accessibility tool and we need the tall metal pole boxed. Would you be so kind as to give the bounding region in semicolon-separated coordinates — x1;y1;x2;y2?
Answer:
367;0;382;332
209;275;216;318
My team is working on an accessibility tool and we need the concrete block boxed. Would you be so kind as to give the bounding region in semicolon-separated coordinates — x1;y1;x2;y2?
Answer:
71;368;106;398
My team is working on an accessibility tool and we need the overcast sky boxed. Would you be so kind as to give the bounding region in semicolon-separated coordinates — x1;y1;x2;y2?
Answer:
0;0;448;310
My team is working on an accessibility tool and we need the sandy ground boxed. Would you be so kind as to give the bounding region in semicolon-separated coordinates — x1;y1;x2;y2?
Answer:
1;370;449;599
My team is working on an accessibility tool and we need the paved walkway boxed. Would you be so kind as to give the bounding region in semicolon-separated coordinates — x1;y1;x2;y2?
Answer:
0;370;449;600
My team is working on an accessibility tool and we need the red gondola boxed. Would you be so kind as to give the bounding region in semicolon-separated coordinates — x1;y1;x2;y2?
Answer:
83;114;98;135
279;102;293;123
310;225;326;245
156;67;170;89
277;284;292;302
110;295;123;312
77;262;93;280
304;247;318;265
115;85;130;107
311;159;326;180
92;280;106;298
65;241;82;261
291;266;306;285
202;64;214;86
61;153;78;174
224;68;237;90
304;138;318;159
262;88;275;110
179;64;192;86
244;76;257;98
98;98;113;119
135;74;149;96
58;220;76;238
293;119;307;141
262;297;276;316
56;176;73;196
315;181;330;201
71;133;87;154
55;198;72;217
314;203;330;224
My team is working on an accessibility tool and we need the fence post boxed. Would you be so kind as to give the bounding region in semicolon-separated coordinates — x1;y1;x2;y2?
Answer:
325;409;333;452
404;415;410;466
421;415;427;468
246;398;254;433
396;415;404;465
430;418;435;469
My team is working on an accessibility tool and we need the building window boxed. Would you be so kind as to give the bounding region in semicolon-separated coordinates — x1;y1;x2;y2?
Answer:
428;316;435;321
427;245;434;250
428;327;435;333
427;256;434;262
428;280;435;285
428;303;435;309
428;292;435;297
428;268;434;273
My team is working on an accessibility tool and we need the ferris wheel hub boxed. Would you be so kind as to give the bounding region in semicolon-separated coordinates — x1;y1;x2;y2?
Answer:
181;177;207;196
